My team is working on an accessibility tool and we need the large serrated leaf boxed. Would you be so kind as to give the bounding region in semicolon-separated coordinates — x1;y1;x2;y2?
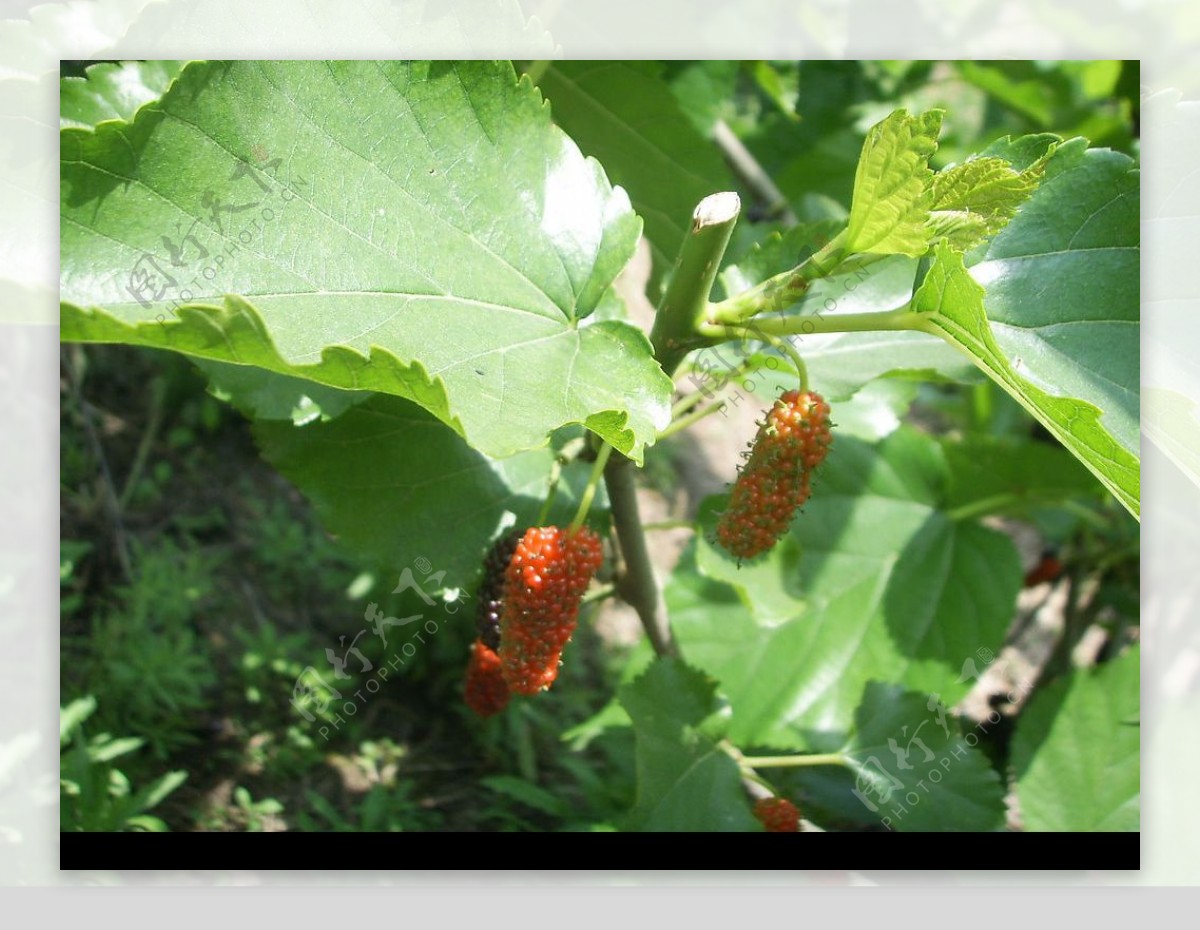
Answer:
60;60;671;461
674;428;1021;749
537;61;738;293
967;138;1140;508
915;239;1139;517
1011;647;1139;832
618;659;760;832
844;108;943;256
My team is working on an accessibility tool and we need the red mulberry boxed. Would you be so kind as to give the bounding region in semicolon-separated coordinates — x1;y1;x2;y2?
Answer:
753;796;801;832
464;638;509;718
499;526;604;695
716;389;832;561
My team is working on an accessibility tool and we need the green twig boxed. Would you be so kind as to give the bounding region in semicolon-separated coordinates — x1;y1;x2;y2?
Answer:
568;442;613;533
700;305;924;341
710;230;850;324
649;191;742;378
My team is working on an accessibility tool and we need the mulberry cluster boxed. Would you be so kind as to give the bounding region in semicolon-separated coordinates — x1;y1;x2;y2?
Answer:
464;525;604;715
716;389;833;561
753;797;801;832
499;526;604;695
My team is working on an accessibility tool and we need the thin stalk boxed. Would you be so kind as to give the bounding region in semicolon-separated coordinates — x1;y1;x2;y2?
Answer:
568;442;614;533
580;583;617;607
657;399;729;441
725;325;809;393
671;391;710;418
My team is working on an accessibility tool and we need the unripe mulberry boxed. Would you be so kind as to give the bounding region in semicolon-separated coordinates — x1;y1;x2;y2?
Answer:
716;389;832;561
475;529;522;651
753;796;801;832
499;525;604;695
464;638;510;718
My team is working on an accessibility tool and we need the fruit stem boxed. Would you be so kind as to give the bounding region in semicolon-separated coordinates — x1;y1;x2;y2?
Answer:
650;191;742;378
537;436;586;524
568;441;614;534
725;325;810;393
657;398;730;441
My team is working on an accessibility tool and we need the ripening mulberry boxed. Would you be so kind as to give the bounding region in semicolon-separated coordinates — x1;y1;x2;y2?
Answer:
464;638;510;718
499;525;604;695
716;389;832;561
753;796;801;832
475;529;522;651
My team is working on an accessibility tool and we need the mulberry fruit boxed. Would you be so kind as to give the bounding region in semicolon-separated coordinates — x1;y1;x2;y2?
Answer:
499;525;604;695
716;389;832;561
475;529;522;651
464;638;510;718
753;796;801;832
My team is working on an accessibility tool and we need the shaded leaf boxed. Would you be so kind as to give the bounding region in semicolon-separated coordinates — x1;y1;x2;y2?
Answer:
252;394;602;587
794;682;1006;832
619;659;759;832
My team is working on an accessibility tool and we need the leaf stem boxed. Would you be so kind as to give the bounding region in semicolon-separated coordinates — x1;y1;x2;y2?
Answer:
657;399;730;441
710;230;850;324
650;191;742;378
741;753;850;769
700;305;924;341
568;441;614;533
